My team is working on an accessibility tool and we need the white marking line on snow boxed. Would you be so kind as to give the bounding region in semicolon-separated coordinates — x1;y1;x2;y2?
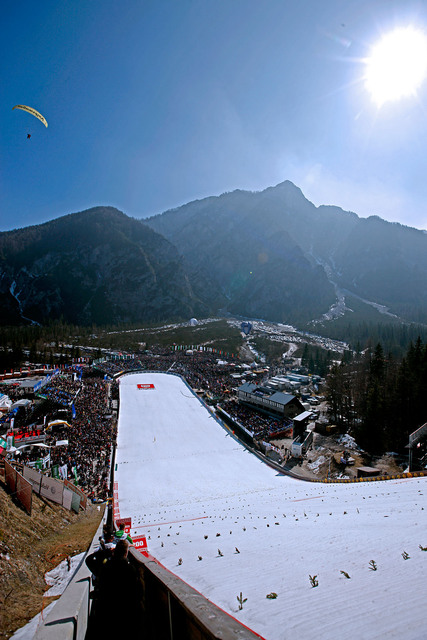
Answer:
290;495;323;502
133;516;209;529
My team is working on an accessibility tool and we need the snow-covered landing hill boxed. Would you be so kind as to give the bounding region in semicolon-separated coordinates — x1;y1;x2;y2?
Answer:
115;372;427;640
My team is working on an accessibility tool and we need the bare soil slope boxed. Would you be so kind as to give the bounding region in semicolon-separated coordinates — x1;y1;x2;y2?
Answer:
0;477;103;640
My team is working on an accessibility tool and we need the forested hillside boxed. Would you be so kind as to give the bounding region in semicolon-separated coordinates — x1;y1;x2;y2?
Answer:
326;338;427;455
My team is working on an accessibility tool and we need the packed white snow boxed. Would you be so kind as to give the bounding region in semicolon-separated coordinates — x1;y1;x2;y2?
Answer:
116;372;427;640
44;553;85;597
337;433;362;451
307;455;326;473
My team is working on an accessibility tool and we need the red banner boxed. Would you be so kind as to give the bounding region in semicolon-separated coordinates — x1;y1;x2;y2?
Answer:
133;534;148;554
137;384;155;389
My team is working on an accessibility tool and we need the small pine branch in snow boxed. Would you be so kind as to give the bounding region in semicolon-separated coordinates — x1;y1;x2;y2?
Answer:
218;549;223;557
266;592;278;599
402;551;410;560
419;545;427;551
309;575;319;587
178;558;183;566
235;547;240;554
368;560;377;571
340;570;351;579
237;592;247;610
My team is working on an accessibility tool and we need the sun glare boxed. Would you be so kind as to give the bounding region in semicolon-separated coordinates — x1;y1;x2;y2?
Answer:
365;26;427;106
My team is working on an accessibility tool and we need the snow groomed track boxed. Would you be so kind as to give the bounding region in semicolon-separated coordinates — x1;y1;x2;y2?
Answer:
115;372;427;640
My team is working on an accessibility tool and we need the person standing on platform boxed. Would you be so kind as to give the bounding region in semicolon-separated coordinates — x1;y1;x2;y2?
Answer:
89;539;144;637
114;521;134;545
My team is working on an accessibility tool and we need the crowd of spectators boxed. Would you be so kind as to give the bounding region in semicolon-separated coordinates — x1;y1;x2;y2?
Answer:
47;376;113;500
2;373;114;501
3;347;291;501
15;440;49;467
0;382;21;399
96;348;241;399
219;398;293;440
39;375;81;406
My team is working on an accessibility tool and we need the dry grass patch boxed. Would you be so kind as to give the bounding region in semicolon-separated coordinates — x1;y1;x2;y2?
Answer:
0;478;103;639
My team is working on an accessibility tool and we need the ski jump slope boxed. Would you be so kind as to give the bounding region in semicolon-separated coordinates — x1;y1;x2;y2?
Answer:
115;372;427;640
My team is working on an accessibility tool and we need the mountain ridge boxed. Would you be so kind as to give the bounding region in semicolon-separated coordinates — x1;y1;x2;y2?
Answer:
146;180;427;325
0;206;212;326
2;181;427;328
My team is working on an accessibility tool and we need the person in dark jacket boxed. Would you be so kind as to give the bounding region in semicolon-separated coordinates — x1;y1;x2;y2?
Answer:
92;539;145;637
85;532;115;590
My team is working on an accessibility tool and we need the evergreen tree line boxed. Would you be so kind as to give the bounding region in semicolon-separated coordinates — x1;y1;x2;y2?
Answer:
312;320;427;357
300;344;336;377
325;338;427;455
0;322;87;372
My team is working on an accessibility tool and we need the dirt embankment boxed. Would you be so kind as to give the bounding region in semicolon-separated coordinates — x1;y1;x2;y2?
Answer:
269;432;406;481
0;478;103;640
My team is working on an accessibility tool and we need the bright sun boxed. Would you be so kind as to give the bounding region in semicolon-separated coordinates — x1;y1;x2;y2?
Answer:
365;26;427;106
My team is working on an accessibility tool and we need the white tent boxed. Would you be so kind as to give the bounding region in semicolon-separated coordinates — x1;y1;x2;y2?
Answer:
0;393;12;410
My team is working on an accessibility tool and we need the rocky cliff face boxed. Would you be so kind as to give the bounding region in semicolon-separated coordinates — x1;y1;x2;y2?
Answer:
147;181;427;325
147;183;337;324
0;207;210;326
3;182;427;329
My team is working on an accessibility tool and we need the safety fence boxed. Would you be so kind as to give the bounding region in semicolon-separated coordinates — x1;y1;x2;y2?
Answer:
5;460;86;513
322;469;427;483
4;459;32;514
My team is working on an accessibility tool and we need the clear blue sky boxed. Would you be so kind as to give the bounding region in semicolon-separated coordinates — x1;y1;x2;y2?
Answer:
2;0;427;231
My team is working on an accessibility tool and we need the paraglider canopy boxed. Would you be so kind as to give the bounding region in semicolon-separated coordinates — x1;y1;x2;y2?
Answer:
13;104;48;127
240;321;252;336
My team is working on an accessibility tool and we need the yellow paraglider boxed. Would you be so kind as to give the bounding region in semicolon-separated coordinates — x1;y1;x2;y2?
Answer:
12;104;48;128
